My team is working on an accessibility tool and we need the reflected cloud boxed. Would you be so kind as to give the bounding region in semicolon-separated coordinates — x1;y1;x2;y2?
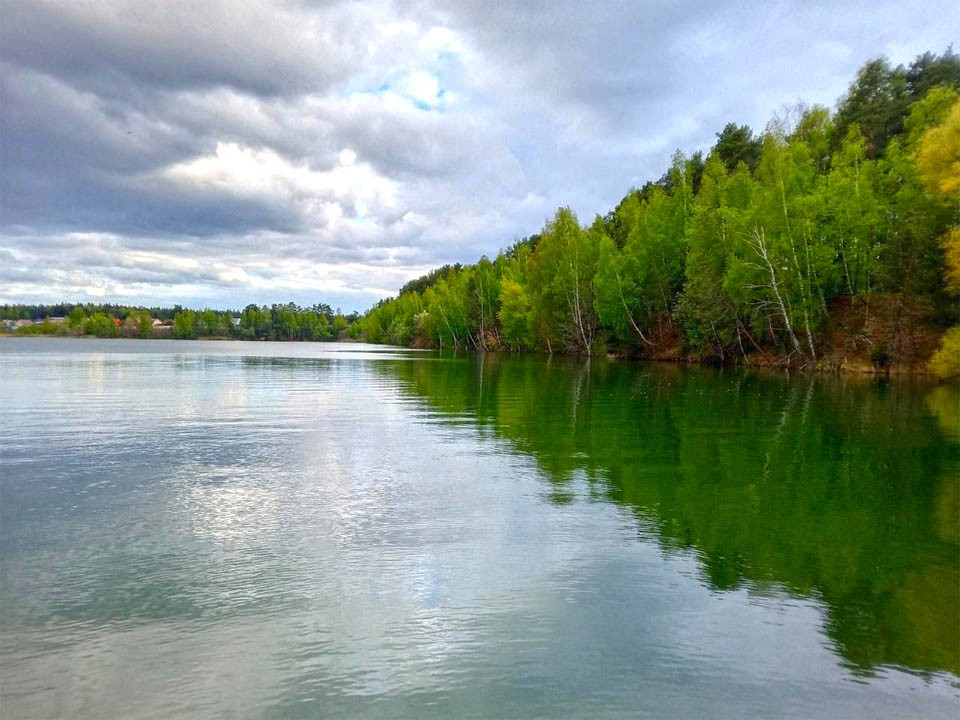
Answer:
174;464;279;542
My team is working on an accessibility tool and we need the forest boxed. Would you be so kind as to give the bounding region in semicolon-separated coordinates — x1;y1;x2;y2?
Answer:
357;51;960;377
0;302;358;341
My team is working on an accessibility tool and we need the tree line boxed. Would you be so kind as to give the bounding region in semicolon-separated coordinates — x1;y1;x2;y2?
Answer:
191;303;357;341
0;302;181;322
1;302;359;341
358;50;960;377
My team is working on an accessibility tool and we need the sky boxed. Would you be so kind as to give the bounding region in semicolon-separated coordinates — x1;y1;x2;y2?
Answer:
1;1;957;313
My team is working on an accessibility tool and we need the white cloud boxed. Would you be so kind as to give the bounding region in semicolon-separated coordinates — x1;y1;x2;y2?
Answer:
2;0;959;311
162;141;401;230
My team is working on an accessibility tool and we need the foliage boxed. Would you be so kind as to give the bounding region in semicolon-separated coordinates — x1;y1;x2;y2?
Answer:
67;307;87;326
713;122;762;172
929;326;960;378
3;301;353;342
171;310;194;339
351;52;957;369
0;303;178;322
917;98;960;200
528;207;598;353
233;303;333;341
86;312;118;338
943;227;960;294
906;46;960;98
832;57;910;158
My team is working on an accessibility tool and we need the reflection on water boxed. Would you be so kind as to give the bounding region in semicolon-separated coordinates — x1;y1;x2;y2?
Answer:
386;354;960;678
176;464;281;542
0;338;957;719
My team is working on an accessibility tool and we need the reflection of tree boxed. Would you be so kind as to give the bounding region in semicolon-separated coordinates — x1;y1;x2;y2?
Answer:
383;355;960;677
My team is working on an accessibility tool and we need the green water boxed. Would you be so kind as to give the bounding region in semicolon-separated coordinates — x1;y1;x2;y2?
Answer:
389;353;960;677
0;338;957;718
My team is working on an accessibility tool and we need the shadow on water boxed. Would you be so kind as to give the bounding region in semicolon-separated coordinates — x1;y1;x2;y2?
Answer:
376;352;960;679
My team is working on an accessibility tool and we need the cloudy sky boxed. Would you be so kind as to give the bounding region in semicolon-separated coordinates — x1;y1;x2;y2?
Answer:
1;1;957;312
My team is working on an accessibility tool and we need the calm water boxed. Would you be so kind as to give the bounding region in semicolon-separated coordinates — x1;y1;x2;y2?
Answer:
1;338;957;719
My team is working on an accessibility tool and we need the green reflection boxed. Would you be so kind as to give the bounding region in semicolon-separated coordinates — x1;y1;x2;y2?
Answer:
384;354;960;677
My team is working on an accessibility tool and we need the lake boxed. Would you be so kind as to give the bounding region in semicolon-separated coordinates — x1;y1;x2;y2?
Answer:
1;337;957;719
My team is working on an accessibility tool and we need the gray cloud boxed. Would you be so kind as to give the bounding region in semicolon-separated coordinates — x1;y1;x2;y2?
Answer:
2;0;957;311
0;1;363;97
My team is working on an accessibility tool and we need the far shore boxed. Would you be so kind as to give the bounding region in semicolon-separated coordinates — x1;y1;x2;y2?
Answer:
3;331;952;381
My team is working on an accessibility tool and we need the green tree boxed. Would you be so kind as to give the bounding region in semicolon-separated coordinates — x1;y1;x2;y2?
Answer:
819;126;881;296
904;86;960;147
833;57;910;158
528;207;598;353
875;138;949;298
675;153;739;359
471;257;501;349
273;304;299;340
916;99;960;375
917;98;960;200
67;307;87;328
424;269;473;349
726;128;836;360
354;50;959;367
386;291;422;346
297;310;330;340
496;245;534;350
613;161;690;339
791;104;832;174
595;231;634;345
86;312;118;338
239;304;268;339
713;122;762;173
172;310;196;339
197;309;219;337
906;47;960;99
120;309;153;338
929;326;960;378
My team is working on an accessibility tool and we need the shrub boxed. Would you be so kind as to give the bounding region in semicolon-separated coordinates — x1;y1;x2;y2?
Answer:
929;326;960;379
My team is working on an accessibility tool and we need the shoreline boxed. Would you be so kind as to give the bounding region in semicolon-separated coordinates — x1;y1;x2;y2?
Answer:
4;332;952;381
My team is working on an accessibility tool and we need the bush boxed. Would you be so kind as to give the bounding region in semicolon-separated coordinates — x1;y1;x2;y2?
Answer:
86;312;118;337
929;326;960;379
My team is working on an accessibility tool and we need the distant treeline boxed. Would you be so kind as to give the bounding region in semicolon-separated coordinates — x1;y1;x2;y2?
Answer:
358;50;960;377
1;302;359;341
0;302;184;321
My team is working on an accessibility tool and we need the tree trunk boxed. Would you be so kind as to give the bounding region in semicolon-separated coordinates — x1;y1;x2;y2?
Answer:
751;226;802;356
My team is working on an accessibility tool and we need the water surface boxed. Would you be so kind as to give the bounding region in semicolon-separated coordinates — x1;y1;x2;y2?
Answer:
1;338;957;718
